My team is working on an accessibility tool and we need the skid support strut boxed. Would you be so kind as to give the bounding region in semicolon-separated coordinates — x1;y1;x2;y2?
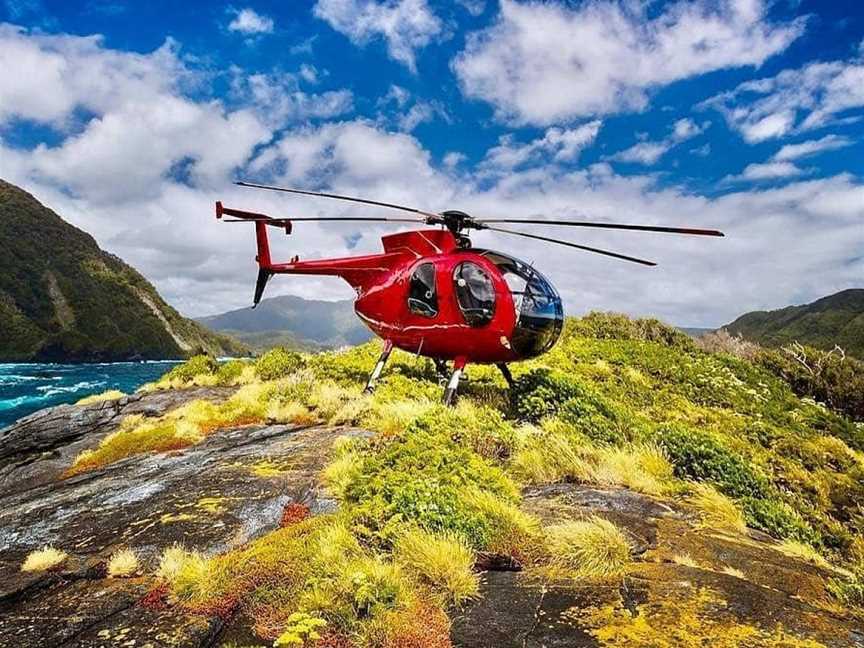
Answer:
442;357;467;406
364;340;393;394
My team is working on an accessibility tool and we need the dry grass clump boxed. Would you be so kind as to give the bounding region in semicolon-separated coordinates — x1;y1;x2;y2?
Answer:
76;389;125;406
394;527;478;605
589;444;673;496
697;329;761;361
545;517;631;579
363;398;436;437
776;540;831;569
689;482;747;533
461;487;542;559
510;432;593;484
509;430;674;497
671;553;701;569
721;565;746;579
21;546;68;572
156;544;197;583
322;444;364;500
107;548;139;577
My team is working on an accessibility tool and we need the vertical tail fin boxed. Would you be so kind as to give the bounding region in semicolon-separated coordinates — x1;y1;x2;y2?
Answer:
253;221;272;308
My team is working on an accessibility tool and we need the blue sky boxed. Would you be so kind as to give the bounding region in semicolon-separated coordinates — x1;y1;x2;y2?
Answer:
1;0;862;326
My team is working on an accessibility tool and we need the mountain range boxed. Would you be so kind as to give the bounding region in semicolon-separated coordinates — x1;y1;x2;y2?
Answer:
725;289;864;358
0;180;245;362
196;294;373;352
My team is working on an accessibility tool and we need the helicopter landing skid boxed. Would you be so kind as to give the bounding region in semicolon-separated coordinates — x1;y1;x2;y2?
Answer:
442;357;467;406
364;340;393;394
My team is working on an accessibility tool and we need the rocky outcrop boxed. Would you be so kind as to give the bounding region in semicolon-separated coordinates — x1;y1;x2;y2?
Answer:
451;484;864;648
0;394;367;647
1;396;862;647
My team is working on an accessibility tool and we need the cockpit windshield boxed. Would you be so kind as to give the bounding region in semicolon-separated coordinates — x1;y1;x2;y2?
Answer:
478;250;564;357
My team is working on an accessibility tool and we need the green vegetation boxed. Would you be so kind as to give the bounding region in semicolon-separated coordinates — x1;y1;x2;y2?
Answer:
0;179;245;361
69;310;864;644
724;288;864;359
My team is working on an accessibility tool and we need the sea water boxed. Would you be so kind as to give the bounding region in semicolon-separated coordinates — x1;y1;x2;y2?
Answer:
0;361;180;429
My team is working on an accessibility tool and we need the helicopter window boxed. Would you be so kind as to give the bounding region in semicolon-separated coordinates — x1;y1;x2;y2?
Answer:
408;262;438;317
453;262;495;327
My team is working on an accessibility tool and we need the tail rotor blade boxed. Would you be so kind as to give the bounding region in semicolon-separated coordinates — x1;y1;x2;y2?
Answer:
483;226;657;266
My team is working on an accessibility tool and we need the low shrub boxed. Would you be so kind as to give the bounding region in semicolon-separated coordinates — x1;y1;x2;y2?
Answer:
216;359;250;385
510;368;590;422
741;497;819;544
656;424;770;499
567;311;694;350
256;347;305;381
544;517;631;578
164;354;218;383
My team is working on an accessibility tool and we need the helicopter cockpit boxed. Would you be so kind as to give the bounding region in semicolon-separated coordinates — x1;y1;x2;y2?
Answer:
478;250;564;357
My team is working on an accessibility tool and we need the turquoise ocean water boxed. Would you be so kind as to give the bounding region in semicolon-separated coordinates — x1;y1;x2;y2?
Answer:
0;361;179;429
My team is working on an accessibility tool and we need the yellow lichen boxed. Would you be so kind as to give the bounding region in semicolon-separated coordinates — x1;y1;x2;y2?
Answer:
575;587;827;647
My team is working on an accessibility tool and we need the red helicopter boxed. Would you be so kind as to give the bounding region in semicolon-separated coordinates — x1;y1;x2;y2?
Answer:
216;181;723;403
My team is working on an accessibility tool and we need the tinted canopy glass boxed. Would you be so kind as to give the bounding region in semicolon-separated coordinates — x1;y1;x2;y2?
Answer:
478;250;564;357
453;262;496;326
408;262;438;317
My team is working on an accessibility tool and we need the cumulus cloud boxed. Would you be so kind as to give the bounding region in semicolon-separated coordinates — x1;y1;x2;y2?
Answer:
2;23;862;327
453;0;803;125
227;7;274;35
724;161;806;182
481;121;602;173
313;0;442;72
702;51;864;142
376;84;449;132
609;118;707;165
772;134;853;161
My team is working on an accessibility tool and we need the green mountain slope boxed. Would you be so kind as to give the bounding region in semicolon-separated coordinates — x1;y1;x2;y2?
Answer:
725;289;864;358
0;179;246;362
197;294;373;351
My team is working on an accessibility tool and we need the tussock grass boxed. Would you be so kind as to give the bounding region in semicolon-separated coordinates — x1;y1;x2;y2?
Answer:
21;546;68;572
156;544;196;583
322;444;364;500
461;487;541;559
107;548;139;577
776;540;831;569
545;517;631;579
394;527;479;605
689;483;747;534
76;389;125;406
510;432;593;484
589;443;673;496
721;565;746;579
671;553;701;569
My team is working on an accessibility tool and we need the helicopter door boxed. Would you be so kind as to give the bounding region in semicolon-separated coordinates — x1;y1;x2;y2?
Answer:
453;262;496;326
407;262;438;317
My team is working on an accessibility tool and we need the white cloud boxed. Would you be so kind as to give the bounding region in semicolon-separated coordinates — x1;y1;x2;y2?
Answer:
231;71;354;127
481;121;602;172
772;134;853;161
376;84;449;132
609;118;706;165
702;51;864;142
228;7;274;35
457;0;485;17
2;23;862;328
313;0;442;72
724;160;805;182
453;0;803;125
299;63;319;83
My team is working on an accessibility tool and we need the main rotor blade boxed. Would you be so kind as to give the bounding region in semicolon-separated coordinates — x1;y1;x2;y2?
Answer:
223;216;420;223
235;180;438;220
484;226;657;266
477;218;724;237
